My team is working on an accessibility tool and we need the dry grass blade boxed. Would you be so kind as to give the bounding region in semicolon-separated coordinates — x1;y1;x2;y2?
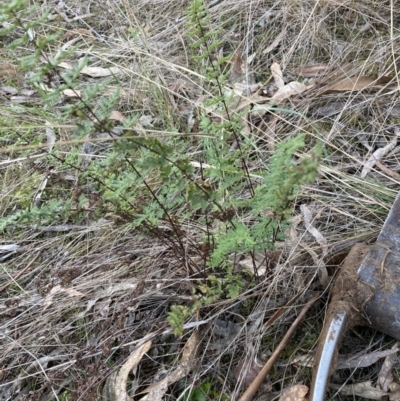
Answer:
376;161;400;183
58;61;123;77
300;204;328;287
234;356;271;393
338;348;399;370
3;0;400;399
293;347;399;371
292;64;330;78
361;130;400;178
0;251;41;293
329;381;388;400
262;27;287;55
263;291;304;330
238;293;320;401
319;76;392;93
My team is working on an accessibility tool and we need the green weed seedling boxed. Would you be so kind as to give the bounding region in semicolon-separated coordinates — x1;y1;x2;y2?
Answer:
1;0;320;339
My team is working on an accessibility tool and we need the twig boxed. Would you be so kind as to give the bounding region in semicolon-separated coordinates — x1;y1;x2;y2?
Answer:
380;248;391;275
238;292;321;401
376;160;400;182
263;291;303;329
0;251;41;293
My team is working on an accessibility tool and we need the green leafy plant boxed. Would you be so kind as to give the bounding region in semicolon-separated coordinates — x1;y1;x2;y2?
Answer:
183;379;228;401
1;0;320;338
166;0;321;335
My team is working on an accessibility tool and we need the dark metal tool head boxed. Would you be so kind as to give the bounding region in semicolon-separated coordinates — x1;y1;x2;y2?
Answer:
310;191;400;401
358;192;400;338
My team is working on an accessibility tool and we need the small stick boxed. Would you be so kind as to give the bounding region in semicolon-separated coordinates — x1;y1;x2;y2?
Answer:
380;248;390;275
0;251;41;293
238;292;321;401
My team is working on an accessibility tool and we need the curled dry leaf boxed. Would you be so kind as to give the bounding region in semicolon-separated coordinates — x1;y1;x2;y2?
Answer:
109;110;128;122
319;63;354;82
262;113;279;152
261;63;309;151
229;49;245;84
234;82;261;94
45;121;56;152
103;339;152;401
229;48;257;95
33;176;48;207
139;330;200;401
278;384;308;401
181;330;200;363
116;340;152;401
239;256;267;277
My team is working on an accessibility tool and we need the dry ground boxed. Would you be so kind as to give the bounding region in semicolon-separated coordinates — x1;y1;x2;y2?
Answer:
1;0;400;400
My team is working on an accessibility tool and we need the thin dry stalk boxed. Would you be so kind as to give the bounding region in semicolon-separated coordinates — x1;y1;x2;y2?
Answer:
238;292;321;401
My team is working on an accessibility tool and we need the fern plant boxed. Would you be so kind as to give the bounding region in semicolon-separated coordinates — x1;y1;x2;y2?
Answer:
1;0;320;337
167;0;321;334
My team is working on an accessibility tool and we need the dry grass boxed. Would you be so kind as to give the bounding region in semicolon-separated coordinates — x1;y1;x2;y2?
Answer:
1;0;400;400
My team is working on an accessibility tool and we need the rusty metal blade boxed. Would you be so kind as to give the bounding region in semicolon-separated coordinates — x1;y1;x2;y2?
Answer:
310;191;400;401
358;191;400;339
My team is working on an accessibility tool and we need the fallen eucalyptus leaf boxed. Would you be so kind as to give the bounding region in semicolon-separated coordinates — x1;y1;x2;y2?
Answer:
329;381;387;399
339;348;399;370
320;75;392;93
59;61;123;77
140;330;199;401
102;339;152;401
